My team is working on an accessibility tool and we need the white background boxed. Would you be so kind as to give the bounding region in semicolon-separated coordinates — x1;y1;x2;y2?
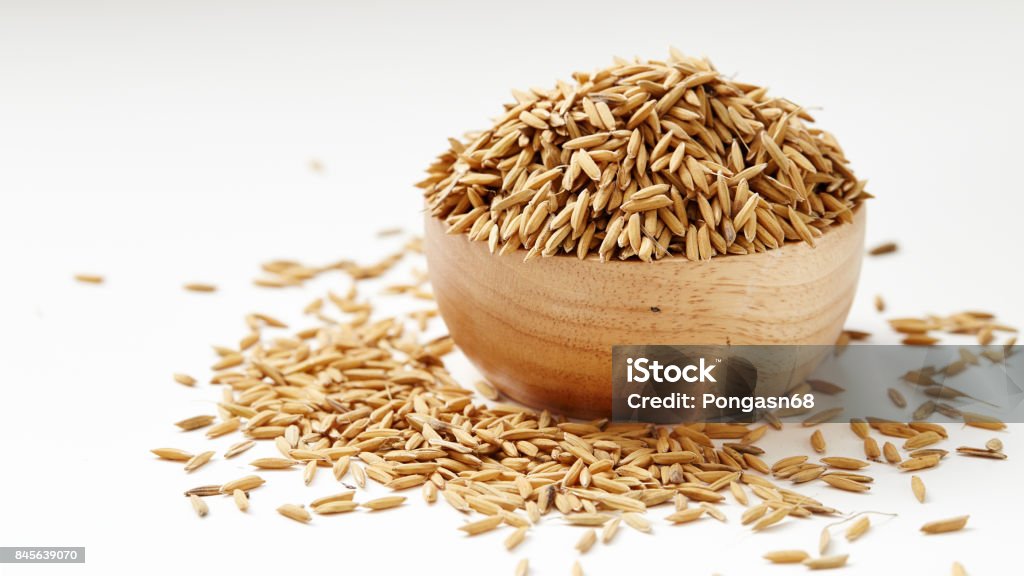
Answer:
1;1;1022;574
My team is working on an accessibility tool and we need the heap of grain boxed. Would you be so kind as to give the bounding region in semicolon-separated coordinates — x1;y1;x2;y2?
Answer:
419;50;868;261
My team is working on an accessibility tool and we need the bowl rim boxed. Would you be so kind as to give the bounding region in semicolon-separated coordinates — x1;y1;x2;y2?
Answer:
424;204;865;266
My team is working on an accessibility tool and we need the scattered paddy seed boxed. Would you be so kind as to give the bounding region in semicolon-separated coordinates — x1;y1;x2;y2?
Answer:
752;506;790;531
303;460;317;485
803;554;849;570
313;501;358;514
821;457;869;470
184;450;214;472
601;516;621;544
173;373;196;386
666;508;704;524
844;516;870;541
821;475;870;492
189;494;208;517
277;503;311;523
956;446;1008;460
205;418;240;438
868;242;898;256
811;430;826;453
223;440;256;459
151;447;193;461
887;388;906;408
184;485;222;497
220;475;265;494
763;550;809;564
363;496;405;511
505;527;527;551
474;380;500;401
565;513;613;527
883;442;902;464
460;515;503;536
899;454;941;471
309;492;355;508
819;527;830;554
622;512;651;533
250;458;298;470
575;529;597;553
73;273;105;284
174;414;214;431
233;489;249;512
183;283;217;292
911;476;926;503
920;515;969;534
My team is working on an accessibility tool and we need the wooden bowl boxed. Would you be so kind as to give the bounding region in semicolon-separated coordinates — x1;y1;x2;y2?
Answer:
425;207;866;419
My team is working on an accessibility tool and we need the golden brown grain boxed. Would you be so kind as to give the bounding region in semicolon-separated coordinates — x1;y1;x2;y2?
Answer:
189;494;208;517
565;513;614;527
764;550;809;564
233;489;249;511
313;501;358;514
920;515;969;534
868;242;898;256
363;496;406;511
845;516;870;541
220;475;265;494
151;448;193;461
473;379;500;401
277;503;311;523
899;454;941;471
175;414;214;431
753;506;790;531
911;476;926;503
420;51;866;262
887;388;907;408
821;457;869;470
601;516;621;544
184;485;222;497
250;458;297;470
459;515;503;536
575;529;597;553
956;446;1008;460
821;475;870;492
173;373;197;386
804;555;849;570
224;440;256;459
811;430;826;453
184;451;214;473
74;273;105;284
184;283;217;293
666;508;705;524
505;526;527;551
622;512;651;533
883;442;902;464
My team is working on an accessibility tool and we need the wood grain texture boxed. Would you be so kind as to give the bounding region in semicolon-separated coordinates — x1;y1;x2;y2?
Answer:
425;207;866;418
